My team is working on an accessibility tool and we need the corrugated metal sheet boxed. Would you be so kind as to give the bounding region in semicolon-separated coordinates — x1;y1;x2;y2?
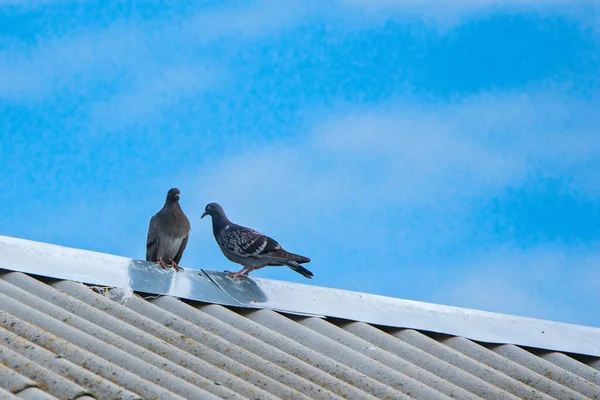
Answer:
1;270;599;400
2;235;599;359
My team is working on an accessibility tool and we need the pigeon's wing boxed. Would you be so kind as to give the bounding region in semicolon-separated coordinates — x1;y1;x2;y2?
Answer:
219;225;282;259
146;215;160;262
173;233;189;264
245;233;282;257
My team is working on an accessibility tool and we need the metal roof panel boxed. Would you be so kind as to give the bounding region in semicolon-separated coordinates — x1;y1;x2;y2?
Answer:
0;235;600;399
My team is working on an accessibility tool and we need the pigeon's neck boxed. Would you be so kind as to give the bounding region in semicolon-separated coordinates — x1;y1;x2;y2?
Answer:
211;213;230;237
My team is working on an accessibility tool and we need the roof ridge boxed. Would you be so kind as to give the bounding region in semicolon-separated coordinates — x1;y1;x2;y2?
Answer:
1;234;599;357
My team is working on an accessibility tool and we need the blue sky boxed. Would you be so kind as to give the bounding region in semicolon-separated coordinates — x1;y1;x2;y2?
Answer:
1;1;599;326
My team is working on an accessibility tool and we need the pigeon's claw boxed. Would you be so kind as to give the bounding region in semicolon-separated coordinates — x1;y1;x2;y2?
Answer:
226;266;256;278
225;270;248;279
170;261;182;272
155;260;169;269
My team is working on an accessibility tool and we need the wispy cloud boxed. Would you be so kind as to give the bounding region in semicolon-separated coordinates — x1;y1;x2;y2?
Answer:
0;0;311;111
431;245;600;325
0;25;147;101
339;0;600;29
341;0;597;11
317;92;600;199
90;64;219;131
3;0;596;126
181;0;314;42
191;89;599;217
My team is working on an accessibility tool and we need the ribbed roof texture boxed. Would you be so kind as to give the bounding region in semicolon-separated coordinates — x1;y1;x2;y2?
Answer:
1;269;599;400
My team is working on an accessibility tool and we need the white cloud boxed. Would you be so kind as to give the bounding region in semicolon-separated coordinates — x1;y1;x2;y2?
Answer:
181;0;312;42
341;0;595;10
0;1;309;107
323;92;600;198
0;25;147;100
339;0;600;30
4;0;597;102
3;0;597;129
190;90;599;221
431;246;600;325
90;64;219;131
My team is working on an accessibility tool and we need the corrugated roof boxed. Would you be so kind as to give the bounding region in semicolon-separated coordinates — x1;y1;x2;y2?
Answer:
1;269;600;399
1;235;600;399
2;234;599;359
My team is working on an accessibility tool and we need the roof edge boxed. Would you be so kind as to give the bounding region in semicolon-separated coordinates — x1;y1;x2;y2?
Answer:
0;234;599;357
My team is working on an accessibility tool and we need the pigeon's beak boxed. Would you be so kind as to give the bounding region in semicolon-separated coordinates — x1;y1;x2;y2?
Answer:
201;211;208;219
174;194;180;200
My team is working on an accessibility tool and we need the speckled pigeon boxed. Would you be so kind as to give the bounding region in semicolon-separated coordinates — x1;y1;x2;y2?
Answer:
201;202;313;279
146;188;191;272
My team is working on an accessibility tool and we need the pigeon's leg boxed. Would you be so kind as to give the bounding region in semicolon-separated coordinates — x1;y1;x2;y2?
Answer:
170;261;182;272
225;270;248;278
155;259;169;269
226;266;252;278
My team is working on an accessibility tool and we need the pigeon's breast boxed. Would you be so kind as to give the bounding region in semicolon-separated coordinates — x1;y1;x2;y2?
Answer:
158;232;185;258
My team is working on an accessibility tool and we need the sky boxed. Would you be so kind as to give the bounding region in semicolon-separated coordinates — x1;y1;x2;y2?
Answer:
1;1;599;327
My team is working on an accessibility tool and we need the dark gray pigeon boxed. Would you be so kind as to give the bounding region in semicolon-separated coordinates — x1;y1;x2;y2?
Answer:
146;188;191;272
201;202;313;279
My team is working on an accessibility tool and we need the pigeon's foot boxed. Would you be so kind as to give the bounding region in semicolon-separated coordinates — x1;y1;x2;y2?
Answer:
155;260;169;269
225;270;249;279
170;261;182;272
226;266;256;278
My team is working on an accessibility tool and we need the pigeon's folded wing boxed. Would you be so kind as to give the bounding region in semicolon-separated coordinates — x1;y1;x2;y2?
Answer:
219;225;281;259
146;215;160;261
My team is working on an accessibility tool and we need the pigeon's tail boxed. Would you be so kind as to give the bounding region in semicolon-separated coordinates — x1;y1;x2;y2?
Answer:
284;260;314;279
289;252;310;264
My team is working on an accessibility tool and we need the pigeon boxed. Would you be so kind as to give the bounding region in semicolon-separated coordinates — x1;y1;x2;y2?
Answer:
201;202;313;279
146;188;191;272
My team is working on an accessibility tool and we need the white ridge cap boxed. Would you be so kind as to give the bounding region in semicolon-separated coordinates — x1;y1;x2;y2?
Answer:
0;234;599;357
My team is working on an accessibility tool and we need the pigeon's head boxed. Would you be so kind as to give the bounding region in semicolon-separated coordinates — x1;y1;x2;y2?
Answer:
201;202;224;219
166;188;181;202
